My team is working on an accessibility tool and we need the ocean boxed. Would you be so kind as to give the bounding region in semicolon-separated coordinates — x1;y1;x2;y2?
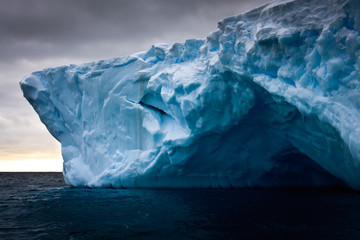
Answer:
0;172;360;239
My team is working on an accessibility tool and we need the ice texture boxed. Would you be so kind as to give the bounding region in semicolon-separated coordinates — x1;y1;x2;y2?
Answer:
20;0;360;189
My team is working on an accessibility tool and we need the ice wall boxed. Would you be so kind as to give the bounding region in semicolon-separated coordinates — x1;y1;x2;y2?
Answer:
21;0;360;189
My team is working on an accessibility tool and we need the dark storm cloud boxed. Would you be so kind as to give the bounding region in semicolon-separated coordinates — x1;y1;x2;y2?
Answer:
0;0;269;62
1;0;262;39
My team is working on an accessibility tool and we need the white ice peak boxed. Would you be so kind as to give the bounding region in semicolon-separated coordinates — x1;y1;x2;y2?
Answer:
21;0;360;189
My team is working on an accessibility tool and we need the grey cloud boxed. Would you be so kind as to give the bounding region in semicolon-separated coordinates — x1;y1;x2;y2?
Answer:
0;0;269;62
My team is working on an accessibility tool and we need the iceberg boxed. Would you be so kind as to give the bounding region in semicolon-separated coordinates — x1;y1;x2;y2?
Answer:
20;0;360;189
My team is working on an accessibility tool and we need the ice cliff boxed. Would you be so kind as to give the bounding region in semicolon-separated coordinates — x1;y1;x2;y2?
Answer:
20;0;360;189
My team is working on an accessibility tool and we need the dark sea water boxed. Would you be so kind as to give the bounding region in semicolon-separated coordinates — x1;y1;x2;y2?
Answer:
1;173;360;239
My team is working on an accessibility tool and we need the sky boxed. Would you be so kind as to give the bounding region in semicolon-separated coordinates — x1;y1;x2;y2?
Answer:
0;0;270;172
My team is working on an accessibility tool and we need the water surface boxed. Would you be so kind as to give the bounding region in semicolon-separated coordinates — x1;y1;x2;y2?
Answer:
0;173;360;239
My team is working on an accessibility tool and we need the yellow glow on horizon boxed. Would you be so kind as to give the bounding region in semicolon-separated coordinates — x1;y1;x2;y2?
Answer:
0;151;61;161
0;148;63;172
0;159;63;172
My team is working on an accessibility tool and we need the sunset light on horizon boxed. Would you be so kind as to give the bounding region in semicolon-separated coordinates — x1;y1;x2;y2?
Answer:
0;148;62;172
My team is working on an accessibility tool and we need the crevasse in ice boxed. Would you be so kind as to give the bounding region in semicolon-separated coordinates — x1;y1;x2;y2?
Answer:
20;0;360;189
